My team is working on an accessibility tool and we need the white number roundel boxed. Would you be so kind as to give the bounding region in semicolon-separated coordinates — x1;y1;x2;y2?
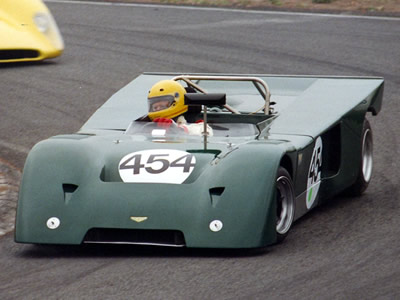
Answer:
119;149;196;184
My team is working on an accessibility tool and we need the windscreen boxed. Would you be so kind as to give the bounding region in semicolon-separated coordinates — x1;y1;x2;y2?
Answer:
125;121;259;140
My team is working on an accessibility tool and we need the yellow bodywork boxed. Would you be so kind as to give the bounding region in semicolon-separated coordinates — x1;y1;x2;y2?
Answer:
0;0;64;63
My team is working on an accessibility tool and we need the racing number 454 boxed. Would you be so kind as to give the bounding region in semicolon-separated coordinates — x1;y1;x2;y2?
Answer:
120;153;195;175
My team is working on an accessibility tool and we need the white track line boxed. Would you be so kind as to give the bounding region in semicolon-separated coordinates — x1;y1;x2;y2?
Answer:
45;0;399;21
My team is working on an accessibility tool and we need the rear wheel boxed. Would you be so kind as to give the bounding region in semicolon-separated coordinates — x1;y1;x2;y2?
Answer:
276;167;295;243
347;119;373;196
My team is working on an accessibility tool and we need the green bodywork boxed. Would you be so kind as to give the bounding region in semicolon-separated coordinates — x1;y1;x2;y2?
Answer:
15;73;384;248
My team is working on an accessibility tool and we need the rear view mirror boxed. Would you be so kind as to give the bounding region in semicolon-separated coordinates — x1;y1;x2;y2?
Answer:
184;93;226;151
184;93;226;106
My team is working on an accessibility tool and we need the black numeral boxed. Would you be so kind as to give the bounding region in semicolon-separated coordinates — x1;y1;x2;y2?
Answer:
120;154;145;175
170;154;195;173
145;154;169;174
308;146;322;182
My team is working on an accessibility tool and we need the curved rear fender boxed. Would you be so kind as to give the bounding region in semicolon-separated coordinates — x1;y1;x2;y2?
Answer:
347;81;384;130
367;82;384;116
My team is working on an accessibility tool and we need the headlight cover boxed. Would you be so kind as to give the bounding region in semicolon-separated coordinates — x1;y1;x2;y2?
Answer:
33;12;64;50
33;12;50;33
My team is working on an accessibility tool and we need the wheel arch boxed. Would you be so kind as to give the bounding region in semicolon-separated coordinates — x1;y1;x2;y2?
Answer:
280;154;294;180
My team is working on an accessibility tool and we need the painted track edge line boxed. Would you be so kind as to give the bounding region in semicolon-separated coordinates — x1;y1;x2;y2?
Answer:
45;0;400;21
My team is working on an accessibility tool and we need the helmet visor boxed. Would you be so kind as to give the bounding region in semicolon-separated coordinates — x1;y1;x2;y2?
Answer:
148;95;175;112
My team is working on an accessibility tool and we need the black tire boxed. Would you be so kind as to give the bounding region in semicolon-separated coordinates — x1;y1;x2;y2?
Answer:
275;167;295;243
347;119;373;196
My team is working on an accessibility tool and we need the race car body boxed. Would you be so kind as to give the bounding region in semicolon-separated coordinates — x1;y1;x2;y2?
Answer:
15;73;384;248
0;0;64;63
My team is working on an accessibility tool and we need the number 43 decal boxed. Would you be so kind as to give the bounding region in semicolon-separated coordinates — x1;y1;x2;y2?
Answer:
119;149;196;184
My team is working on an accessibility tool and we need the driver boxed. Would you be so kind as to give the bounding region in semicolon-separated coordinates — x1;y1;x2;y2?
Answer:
147;80;212;136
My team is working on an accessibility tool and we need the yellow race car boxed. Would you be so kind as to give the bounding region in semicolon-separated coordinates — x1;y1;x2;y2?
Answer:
0;0;64;63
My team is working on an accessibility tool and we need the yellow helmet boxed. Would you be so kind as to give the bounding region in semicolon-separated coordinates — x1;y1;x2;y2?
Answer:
147;80;188;121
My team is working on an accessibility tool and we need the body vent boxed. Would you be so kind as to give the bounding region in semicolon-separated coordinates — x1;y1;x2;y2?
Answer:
210;187;225;207
0;50;39;60
83;228;186;247
63;184;78;204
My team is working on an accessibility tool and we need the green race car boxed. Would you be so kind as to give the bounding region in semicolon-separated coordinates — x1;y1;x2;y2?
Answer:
15;73;384;248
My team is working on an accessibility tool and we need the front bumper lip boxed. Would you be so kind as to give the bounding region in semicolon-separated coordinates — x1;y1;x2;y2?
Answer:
84;241;185;247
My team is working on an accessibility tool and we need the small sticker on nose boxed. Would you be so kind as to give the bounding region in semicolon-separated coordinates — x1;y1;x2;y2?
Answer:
209;220;223;232
47;217;60;229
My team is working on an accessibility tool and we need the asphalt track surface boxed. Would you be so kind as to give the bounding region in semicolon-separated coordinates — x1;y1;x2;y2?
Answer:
1;1;399;299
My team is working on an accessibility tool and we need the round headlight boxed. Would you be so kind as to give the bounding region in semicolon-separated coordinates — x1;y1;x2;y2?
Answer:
34;13;50;33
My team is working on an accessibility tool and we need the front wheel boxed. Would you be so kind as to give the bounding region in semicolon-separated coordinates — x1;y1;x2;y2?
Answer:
276;167;295;243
